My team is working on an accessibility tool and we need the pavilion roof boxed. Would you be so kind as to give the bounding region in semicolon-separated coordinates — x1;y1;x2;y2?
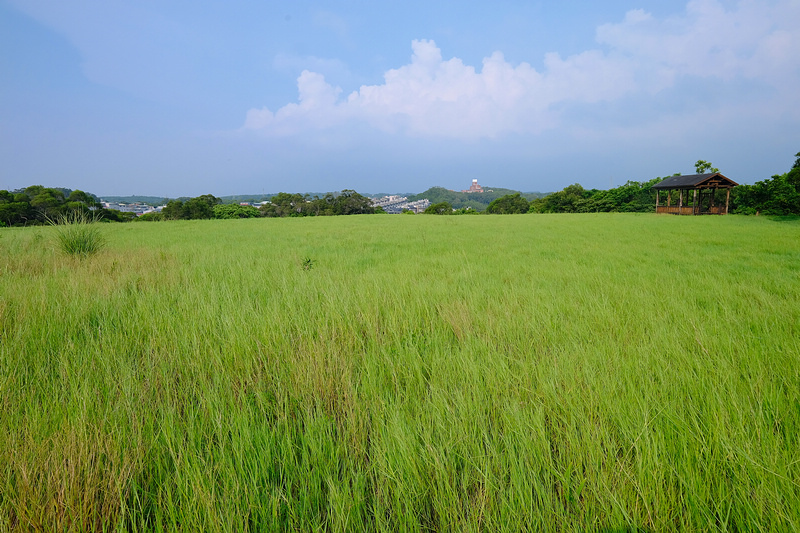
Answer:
652;173;738;190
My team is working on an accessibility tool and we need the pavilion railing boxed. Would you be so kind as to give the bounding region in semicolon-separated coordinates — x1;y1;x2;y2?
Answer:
656;205;726;215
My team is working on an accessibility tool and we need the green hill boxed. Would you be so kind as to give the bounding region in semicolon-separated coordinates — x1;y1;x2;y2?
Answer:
407;187;547;211
100;195;168;205
219;194;276;204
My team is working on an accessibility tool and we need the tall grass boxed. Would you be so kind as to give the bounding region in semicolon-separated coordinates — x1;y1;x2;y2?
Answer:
0;214;798;531
49;210;106;257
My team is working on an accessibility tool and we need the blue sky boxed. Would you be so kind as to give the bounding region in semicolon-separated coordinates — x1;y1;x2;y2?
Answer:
2;0;798;197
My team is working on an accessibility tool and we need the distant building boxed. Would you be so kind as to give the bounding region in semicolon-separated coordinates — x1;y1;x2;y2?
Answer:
370;195;430;214
462;179;484;193
101;201;161;216
405;199;431;213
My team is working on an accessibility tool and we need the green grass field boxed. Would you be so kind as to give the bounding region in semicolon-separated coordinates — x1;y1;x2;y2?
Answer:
1;214;799;531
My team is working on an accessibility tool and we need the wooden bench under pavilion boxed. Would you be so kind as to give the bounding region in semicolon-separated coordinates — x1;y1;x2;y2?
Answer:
652;173;738;215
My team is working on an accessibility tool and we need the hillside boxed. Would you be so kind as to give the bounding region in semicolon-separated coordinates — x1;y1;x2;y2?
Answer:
97;188;550;210
219;194;276;204
407;186;548;211
100;195;168;205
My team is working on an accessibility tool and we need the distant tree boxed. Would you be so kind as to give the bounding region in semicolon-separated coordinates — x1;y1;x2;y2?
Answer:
731;152;800;215
789;151;800;189
183;195;218;219
695;160;720;174
0;185;107;226
29;187;67;220
260;190;379;217
528;179;662;214
67;190;100;208
135;212;164;222
486;193;530;214
161;200;185;220
732;174;799;215
159;194;220;220
260;192;309;217
0;198;33;226
213;204;259;219
330;190;378;215
424;202;453;214
530;184;588;213
100;209;137;222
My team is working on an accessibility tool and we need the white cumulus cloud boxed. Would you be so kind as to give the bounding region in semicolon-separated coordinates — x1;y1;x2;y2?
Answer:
244;0;800;139
596;0;800;84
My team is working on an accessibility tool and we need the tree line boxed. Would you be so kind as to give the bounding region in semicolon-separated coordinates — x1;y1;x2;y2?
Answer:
422;179;664;215
142;190;383;221
0;185;136;227
730;153;800;215
3;153;797;226
0;187;382;227
426;153;799;216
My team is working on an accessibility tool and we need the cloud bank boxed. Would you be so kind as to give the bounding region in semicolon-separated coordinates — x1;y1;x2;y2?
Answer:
244;0;800;139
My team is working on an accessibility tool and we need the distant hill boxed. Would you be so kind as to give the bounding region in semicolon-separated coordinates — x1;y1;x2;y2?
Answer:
219;194;276;204
99;188;549;209
365;192;417;198
101;195;168;206
218;192;386;204
407;187;548;211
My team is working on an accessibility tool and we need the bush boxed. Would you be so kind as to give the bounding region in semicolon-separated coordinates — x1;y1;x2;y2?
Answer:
485;193;530;214
424;202;453;215
136;212;163;222
213;204;260;219
50;211;106;257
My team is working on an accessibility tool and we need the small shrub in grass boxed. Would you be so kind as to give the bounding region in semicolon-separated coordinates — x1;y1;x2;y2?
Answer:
50;210;106;257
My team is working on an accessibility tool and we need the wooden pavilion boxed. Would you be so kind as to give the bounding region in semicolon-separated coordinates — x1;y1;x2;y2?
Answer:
652;173;738;215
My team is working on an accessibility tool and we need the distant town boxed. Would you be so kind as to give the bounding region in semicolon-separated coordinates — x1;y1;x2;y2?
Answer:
100;179;497;216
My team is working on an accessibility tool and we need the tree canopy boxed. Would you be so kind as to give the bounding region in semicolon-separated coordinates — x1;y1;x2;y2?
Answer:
213;204;260;219
0;186;103;227
160;194;221;220
485;193;530;214
731;153;800;215
529;179;662;214
259;190;381;218
695;160;720;174
424;202;453;215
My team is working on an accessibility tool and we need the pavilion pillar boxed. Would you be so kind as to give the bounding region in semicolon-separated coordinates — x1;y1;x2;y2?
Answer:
656;190;660;211
725;188;731;214
679;189;683;211
693;189;698;215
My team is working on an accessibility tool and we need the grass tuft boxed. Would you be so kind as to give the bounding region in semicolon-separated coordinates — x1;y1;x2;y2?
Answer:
50;210;106;257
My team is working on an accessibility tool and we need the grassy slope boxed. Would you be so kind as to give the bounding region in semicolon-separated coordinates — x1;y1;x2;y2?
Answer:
1;214;799;531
